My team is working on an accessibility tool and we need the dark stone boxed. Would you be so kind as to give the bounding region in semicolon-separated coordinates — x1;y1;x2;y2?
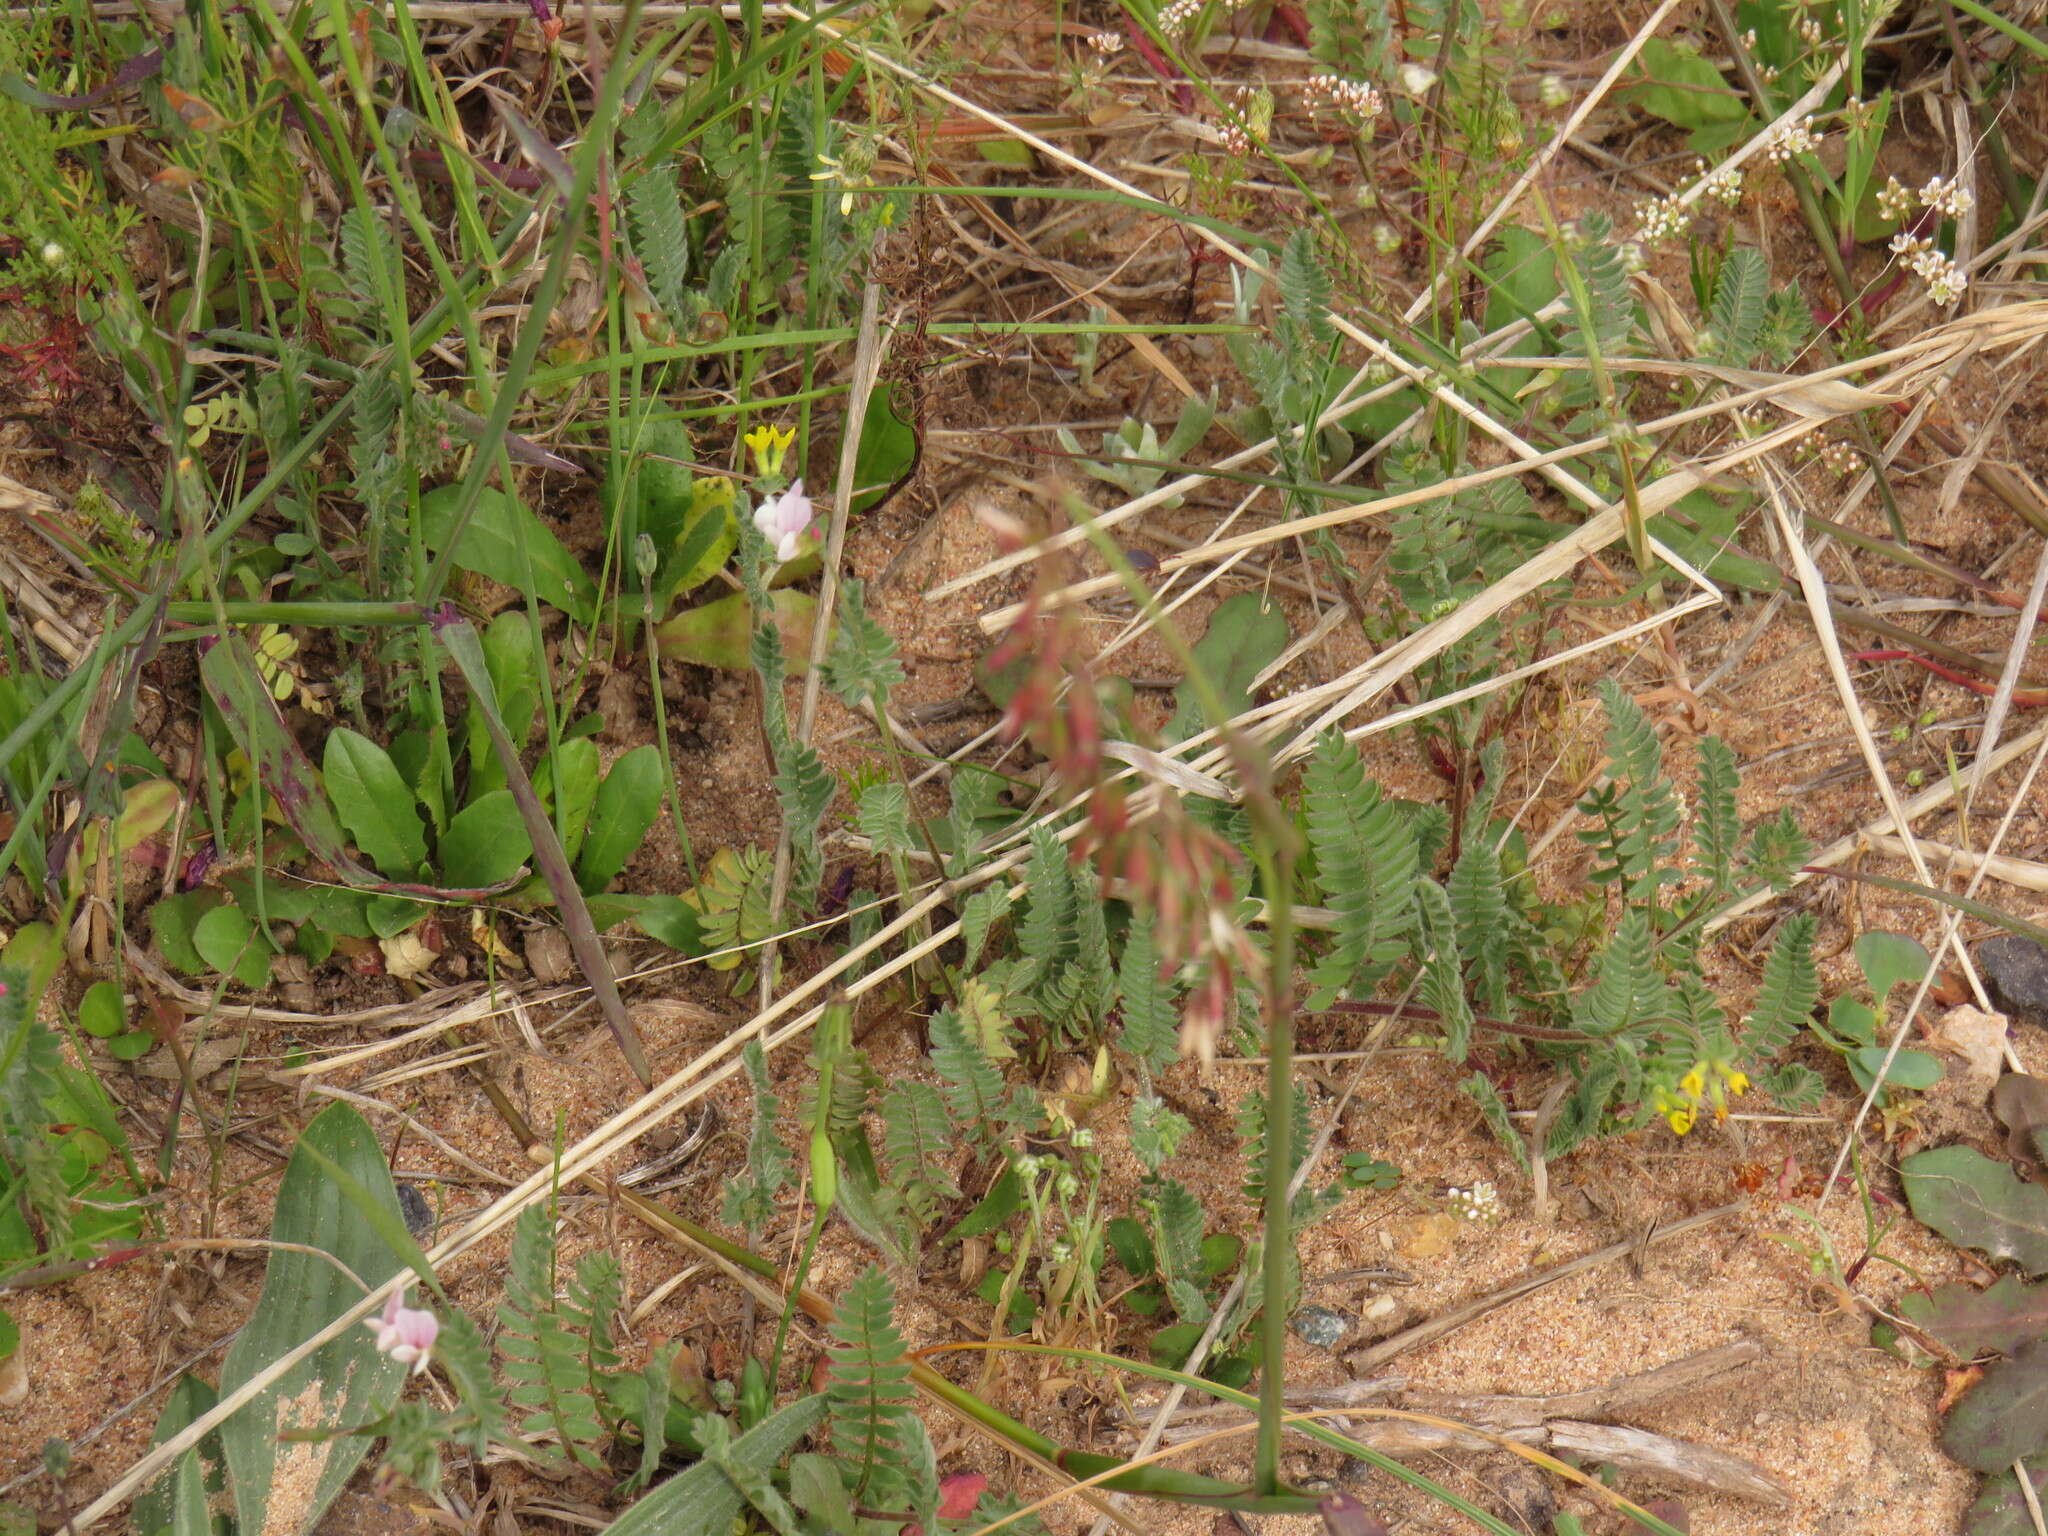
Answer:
396;1182;435;1241
1291;1304;1353;1350
1980;934;2048;1029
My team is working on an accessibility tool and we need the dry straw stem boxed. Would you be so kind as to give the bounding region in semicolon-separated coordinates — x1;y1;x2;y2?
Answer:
1761;473;2046;1209
1399;0;1684;325
1967;531;2048;805
1864;834;2048;894
1707;716;2048;931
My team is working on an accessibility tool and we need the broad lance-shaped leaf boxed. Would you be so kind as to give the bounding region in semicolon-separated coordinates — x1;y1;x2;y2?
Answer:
419;483;597;624
322;727;427;876
1167;592;1288;743
1943;1339;2048;1472
601;1394;827;1536
199;637;526;900
576;744;664;893
1899;1274;2048;1359
217;1104;412;1536
1901;1144;2048;1276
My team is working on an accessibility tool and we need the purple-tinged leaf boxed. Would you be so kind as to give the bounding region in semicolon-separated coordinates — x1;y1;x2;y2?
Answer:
1965;1462;2048;1536
1994;1074;2048;1178
492;97;575;199
1317;1492;1391;1536
1901;1144;2048;1276
1900;1275;2048;1360
0;48;161;111
1942;1340;2048;1472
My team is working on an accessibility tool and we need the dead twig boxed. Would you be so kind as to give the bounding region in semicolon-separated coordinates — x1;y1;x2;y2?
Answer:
1345;1202;1745;1373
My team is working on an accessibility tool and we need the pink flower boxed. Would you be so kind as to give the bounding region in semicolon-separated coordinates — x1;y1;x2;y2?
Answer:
365;1287;439;1375
753;480;813;563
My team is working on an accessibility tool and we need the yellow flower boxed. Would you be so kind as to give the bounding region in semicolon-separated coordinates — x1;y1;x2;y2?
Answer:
1666;1105;1696;1135
1679;1068;1705;1101
743;424;797;477
1725;1070;1750;1097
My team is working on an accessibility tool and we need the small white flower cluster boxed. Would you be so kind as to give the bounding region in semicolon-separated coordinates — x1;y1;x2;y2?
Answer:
1159;0;1203;36
1219;85;1262;156
1303;72;1385;121
1639;158;1743;245
1695;156;1744;206
1919;174;1974;219
1764;116;1822;164
1797;14;1825;44
1637;192;1692;243
1087;29;1124;55
1891;232;1967;306
1446;1182;1504;1224
1876;174;1915;223
1816;436;1859;475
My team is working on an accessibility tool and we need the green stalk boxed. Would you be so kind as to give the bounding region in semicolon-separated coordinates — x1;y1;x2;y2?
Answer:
640;558;701;885
417;0;649;604
1943;0;2048;59
1058;498;1300;1495
1702;0;1856;308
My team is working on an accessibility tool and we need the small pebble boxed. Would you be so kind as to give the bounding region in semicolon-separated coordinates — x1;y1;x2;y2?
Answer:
1291;1304;1353;1350
1980;934;2048;1029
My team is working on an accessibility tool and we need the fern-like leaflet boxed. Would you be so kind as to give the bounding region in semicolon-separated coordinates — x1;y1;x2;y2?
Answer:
825;1267;933;1507
1703;245;1769;366
0;970;72;1254
621;107;695;335
722;1038;794;1235
1578;680;1684;908
1116;910;1180;1076
878;1081;962;1223
1303;731;1418;1008
497;1204;609;1468
1740;918;1820;1060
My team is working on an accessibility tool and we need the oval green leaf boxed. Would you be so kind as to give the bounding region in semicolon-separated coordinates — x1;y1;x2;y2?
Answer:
78;981;125;1039
576;745;664;893
193;904;271;989
438;789;533;889
323;728;428;877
